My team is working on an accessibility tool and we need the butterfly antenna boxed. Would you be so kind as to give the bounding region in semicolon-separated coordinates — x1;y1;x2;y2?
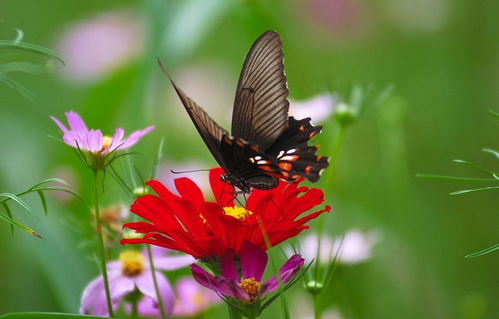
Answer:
170;169;211;174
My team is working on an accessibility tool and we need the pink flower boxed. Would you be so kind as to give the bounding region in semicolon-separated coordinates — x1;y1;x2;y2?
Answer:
289;94;335;123
191;242;304;302
51;111;154;156
56;11;142;83
172;277;221;317
80;247;195;316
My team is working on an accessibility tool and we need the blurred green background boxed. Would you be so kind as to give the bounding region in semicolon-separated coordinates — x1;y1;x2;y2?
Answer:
0;0;498;318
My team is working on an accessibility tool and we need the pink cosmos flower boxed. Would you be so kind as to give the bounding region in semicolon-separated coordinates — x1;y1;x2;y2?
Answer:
191;242;304;302
80;247;195;316
56;10;143;83
289;94;335;123
172;277;222;317
51;111;154;156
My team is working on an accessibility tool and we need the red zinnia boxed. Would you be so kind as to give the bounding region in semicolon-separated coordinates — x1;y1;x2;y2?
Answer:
121;168;330;259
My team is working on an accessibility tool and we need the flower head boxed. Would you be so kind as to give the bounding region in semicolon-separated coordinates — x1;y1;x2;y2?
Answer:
121;168;330;259
172;277;222;317
294;230;380;266
80;247;194;316
51;111;153;169
191;242;304;302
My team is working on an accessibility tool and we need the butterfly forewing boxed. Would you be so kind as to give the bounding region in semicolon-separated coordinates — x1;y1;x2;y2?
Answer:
231;30;290;150
159;61;228;168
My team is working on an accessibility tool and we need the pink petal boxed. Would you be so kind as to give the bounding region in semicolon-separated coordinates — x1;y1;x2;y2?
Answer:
106;127;125;153
135;270;174;315
80;276;108;316
117;126;154;150
172;277;221;316
50;116;69;133
153;254;196;271
86;129;103;153
261;254;304;296
109;275;135;302
240;241;268;282
65;111;88;132
63;131;84;149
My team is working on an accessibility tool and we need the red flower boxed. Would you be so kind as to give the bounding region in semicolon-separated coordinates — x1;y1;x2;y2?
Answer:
121;168;330;259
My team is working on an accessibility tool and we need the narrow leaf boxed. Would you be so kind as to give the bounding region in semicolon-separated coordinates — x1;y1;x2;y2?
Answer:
37;190;48;215
0;193;37;218
0;212;42;238
0;312;102;319
482;148;499;159
450;186;499;195
0;40;64;64
416;174;498;182
453;159;495;175
465;243;499;258
1;202;15;234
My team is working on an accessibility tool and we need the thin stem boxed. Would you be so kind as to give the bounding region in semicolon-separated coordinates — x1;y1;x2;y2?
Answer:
93;170;114;317
130;298;138;319
313;293;321;319
324;125;346;195
146;244;167;319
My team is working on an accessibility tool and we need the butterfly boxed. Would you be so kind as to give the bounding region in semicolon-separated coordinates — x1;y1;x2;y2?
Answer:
159;30;329;193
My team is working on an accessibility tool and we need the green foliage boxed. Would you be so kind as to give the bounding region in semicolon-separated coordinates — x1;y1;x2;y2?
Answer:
0;313;102;319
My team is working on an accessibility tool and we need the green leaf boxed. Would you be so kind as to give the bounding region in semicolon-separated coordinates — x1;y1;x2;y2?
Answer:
482;148;499;159
0;312;102;319
29;177;72;190
0;192;37;218
0;40;64;64
465;243;499;258
489;110;499;118
416;174;498;182
0;211;42;238
1;202;15;234
453;159;495;175
0;61;50;75
37;190;48;215
450;186;499;195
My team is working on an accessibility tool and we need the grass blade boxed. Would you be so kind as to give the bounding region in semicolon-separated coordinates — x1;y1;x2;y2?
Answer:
0;211;42;238
37;190;48;215
416;174;498;182
0;192;37;218
465;243;499;258
450;186;499;195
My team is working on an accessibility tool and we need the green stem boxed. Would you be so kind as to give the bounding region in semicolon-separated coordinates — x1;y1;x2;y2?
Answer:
130;298;138;319
228;305;243;319
313;293;321;319
93;170;114;317
146;244;168;319
324;124;346;195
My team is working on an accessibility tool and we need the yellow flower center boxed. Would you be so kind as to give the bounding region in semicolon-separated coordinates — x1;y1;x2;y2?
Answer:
223;206;253;220
101;135;113;152
120;250;145;277
190;292;204;307
239;278;261;298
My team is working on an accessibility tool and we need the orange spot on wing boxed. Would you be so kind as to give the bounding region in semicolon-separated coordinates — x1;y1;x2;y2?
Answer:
308;132;316;138
316;156;323;161
278;162;292;171
236;140;244;147
251;145;260;152
259;165;273;172
305;165;313;175
299;125;305;132
223;136;232;145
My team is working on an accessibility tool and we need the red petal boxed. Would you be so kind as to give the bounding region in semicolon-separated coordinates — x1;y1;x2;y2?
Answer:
175;177;204;203
209;167;234;206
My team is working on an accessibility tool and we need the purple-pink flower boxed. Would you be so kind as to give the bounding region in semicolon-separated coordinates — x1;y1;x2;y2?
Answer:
191;242;304;302
51;111;154;156
172;277;221;317
80;247;194;316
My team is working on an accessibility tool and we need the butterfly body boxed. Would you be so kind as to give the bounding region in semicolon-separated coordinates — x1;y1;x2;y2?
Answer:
160;30;329;193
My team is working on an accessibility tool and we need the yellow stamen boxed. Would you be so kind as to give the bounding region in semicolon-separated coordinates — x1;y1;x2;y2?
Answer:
120;250;145;277
239;278;261;298
101;135;113;152
223;206;253;220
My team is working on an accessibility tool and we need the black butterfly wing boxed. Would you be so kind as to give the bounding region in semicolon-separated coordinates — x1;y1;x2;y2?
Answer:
231;30;290;150
158;60;228;168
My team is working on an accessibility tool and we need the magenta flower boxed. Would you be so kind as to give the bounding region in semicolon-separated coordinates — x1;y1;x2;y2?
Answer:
191;242;304;302
80;247;195;316
51;111;154;156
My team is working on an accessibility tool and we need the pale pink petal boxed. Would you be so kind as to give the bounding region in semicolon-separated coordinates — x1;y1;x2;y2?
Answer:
86;129;103;153
109;275;135;302
106;127;125;153
172;277;221;317
134;270;174;315
117;126;154;150
63;131;84;148
153;254;196;271
65;111;88;132
50;116;69;133
80;276;108;316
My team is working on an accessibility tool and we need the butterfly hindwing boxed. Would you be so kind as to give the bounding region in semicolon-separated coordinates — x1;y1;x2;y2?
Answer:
231;30;290;150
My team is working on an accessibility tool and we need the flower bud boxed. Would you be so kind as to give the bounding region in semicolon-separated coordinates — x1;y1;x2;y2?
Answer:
334;102;358;127
304;280;324;294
